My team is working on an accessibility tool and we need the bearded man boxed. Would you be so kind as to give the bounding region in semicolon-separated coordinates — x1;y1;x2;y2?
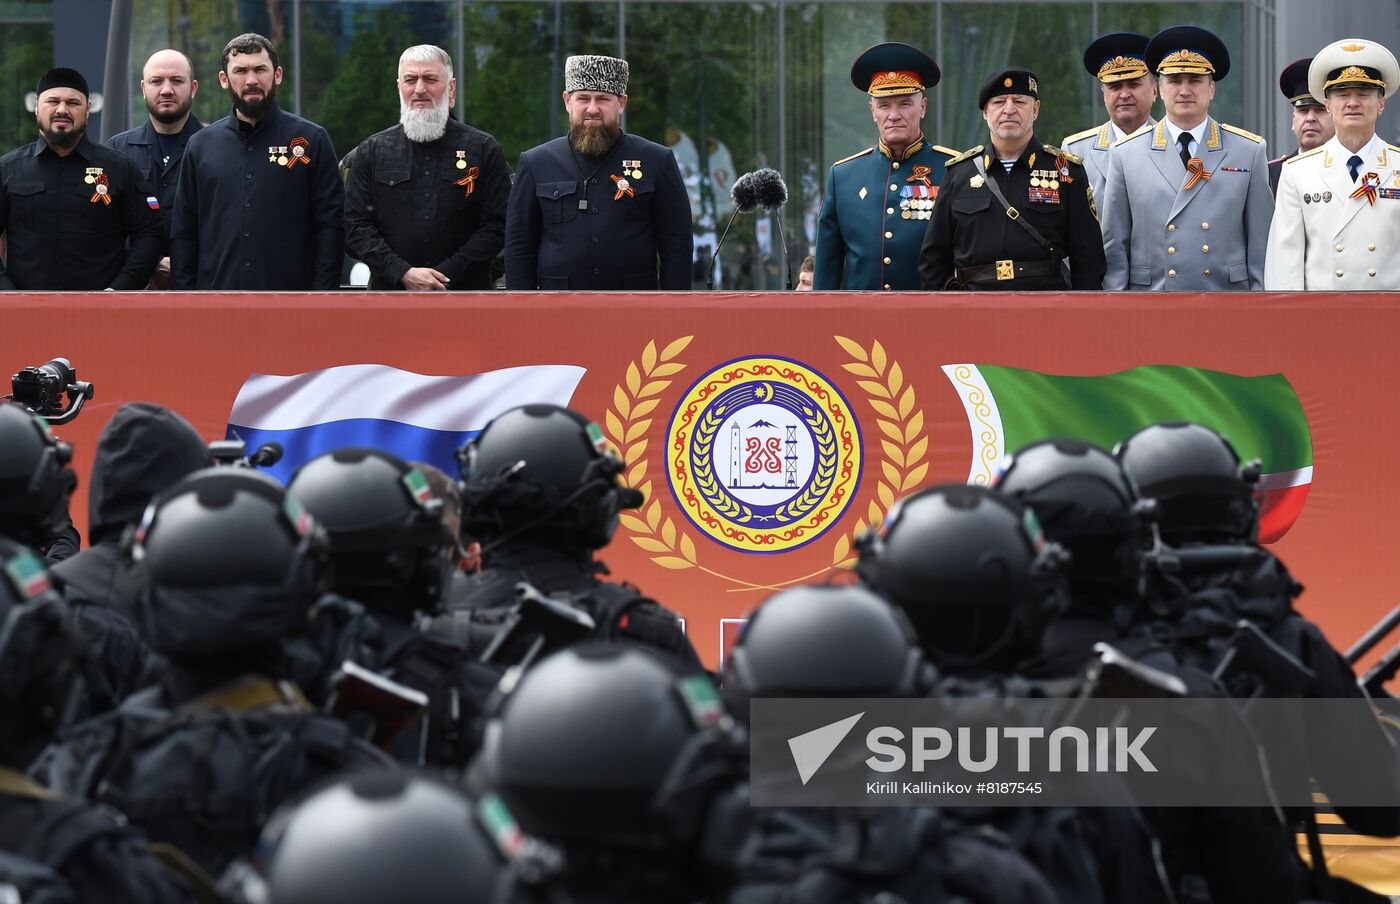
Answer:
108;48;204;286
504;54;692;290
345;44;510;290
170;32;343;290
0;67;160;289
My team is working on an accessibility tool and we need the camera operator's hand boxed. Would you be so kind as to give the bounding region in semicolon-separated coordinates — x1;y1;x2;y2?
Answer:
401;267;450;291
147;257;173;290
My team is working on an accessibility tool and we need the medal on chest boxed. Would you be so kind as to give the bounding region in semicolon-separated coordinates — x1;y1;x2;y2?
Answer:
611;173;635;200
88;172;111;205
899;184;935;219
622;159;643;180
1028;169;1061;204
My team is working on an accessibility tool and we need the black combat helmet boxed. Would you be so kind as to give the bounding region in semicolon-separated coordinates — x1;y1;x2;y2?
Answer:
126;468;330;659
257;771;514;904
723;584;931;724
485;643;737;857
0;538;83;763
855;484;1068;669
1114;422;1260;543
995;439;1152;598
457;404;640;551
0;403;77;550
288;448;454;620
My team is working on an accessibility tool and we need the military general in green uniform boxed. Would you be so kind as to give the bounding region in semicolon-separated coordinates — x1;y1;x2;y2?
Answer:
814;43;959;290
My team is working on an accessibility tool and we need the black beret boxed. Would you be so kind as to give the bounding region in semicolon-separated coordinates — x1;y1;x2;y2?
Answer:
979;68;1038;109
36;67;89;98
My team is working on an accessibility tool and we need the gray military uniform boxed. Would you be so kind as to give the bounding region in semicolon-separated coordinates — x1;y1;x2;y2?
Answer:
1101;118;1273;290
1060;119;1154;201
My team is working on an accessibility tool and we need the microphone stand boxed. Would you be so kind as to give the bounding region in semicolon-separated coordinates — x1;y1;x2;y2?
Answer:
770;207;792;290
707;206;743;290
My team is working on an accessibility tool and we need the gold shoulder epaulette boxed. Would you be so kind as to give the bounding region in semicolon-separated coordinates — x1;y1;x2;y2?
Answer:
931;144;962;158
1062;126;1100;145
1285;145;1326;165
832;147;875;167
947;145;983;165
1220;123;1263;143
1114;124;1153;147
1042;145;1082;164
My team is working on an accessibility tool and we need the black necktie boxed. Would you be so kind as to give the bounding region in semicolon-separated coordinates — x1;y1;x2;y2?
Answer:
1349;155;1364;183
1178;131;1193;168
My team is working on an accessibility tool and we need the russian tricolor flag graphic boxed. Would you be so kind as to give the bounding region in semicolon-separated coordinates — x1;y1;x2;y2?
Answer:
226;363;587;484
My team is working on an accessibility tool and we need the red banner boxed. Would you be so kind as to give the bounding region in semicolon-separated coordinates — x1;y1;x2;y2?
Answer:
2;292;1394;671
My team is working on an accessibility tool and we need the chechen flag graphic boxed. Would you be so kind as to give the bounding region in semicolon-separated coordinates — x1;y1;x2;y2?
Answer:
942;364;1312;543
226;363;586;484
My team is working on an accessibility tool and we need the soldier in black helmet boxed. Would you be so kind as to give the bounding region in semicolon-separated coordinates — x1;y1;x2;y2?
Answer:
472;642;739;902
717;583;1058;904
227;770;552;904
32;468;393;876
996;438;1309;904
0;540;191;902
1117;421;1400;883
434;403;701;670
0;403;147;718
287;448;506;766
854;484;1172;904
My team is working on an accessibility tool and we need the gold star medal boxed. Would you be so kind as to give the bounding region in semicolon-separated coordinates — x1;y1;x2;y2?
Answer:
624;159;643;179
456;150;468;170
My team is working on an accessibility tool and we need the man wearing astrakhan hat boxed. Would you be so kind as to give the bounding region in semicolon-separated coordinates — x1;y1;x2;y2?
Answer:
1061;33;1158;199
504;54;691;290
813;43;959;291
1100;26;1273;291
1265;39;1400;290
918;68;1104;291
1268;58;1333;192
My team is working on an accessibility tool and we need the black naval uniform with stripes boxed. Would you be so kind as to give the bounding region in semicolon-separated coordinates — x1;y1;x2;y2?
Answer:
918;138;1105;290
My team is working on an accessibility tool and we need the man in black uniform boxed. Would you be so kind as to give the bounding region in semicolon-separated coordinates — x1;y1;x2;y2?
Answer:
0;541;192;903
919;68;1105;290
108;49;204;288
434;404;703;672
32;468;394;876
504;54;692;289
171;33;343;290
0;68;160;290
346;44;510;291
1267;58;1332;193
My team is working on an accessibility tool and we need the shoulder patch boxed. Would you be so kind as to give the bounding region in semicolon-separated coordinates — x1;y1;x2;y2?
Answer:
832;148;875;167
1284;146;1325;165
1114;124;1153;147
1043;145;1082;165
1220;123;1263;143
1062;126;1100;145
947;145;984;165
931;144;962;159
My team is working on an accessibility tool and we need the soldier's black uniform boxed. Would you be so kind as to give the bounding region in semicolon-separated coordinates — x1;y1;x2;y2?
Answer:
107;115;204;242
504;132;692;289
918;136;1105;290
170;101;343;289
0;135;161;289
345;117;511;290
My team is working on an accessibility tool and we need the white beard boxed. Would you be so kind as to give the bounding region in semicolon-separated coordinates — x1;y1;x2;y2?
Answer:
400;96;450;143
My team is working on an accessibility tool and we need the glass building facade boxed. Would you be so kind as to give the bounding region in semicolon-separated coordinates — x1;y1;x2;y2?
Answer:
4;0;1273;288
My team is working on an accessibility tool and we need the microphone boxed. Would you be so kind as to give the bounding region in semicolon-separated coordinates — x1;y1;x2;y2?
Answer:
708;170;771;290
249;441;284;469
746;169;793;289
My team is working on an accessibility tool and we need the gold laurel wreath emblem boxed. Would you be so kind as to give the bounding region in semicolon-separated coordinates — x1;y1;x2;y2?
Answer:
829;336;930;569
605;337;866;593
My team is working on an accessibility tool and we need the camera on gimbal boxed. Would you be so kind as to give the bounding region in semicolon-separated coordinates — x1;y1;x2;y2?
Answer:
8;358;93;424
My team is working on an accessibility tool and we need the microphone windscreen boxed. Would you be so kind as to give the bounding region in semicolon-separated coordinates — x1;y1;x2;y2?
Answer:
730;171;761;213
749;168;788;210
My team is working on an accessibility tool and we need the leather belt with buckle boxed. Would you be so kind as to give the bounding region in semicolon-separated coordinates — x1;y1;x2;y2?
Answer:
954;259;1061;284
